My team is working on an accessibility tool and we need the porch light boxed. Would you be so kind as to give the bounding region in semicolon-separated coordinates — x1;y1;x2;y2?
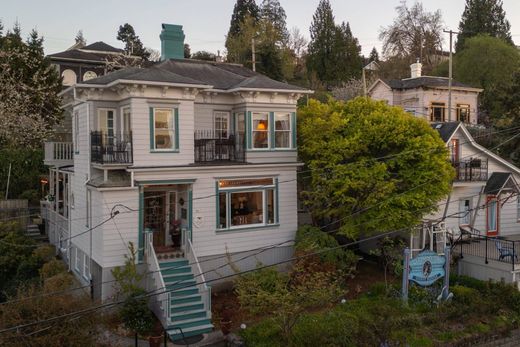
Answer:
256;121;267;130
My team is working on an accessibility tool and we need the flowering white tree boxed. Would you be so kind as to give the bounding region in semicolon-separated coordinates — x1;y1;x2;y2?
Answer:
0;28;62;149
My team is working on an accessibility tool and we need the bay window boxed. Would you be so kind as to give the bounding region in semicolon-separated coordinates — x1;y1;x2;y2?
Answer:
252;113;269;148
248;111;295;150
217;178;278;230
150;108;178;151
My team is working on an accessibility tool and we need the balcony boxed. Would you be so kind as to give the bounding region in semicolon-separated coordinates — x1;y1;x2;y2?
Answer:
453;158;488;182
194;130;245;164
44;142;74;166
90;131;133;165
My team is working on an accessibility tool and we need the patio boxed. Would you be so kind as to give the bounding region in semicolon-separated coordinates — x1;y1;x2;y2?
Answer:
453;234;520;271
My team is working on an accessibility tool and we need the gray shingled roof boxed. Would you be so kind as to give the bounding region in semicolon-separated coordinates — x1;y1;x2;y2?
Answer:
81;66;208;86
48;41;124;62
80;58;307;91
81;42;123;53
386;76;475;90
484;172;513;195
431;122;461;142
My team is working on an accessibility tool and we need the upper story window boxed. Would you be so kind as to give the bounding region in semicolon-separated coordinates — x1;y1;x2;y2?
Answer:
62;69;77;86
252;112;269;149
214;111;230;139
431;102;445;122
83;71;97;81
150;108;178;151
275;113;291;148
97;109;115;144
457;104;470;123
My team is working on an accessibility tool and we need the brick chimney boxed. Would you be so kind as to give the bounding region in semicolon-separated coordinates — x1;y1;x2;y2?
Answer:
410;60;422;78
160;24;185;60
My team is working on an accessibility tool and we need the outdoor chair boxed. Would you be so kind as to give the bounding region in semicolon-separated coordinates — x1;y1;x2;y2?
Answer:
495;239;518;261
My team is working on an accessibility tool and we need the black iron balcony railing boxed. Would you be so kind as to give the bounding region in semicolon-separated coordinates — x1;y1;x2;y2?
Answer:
90;131;133;165
453;158;488;182
194;130;245;163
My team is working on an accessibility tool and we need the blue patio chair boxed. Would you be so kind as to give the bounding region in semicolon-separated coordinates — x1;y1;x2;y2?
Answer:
495;239;518;261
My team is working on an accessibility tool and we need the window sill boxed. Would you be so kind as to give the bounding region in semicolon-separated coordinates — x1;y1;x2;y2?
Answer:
150;149;180;153
216;223;280;233
247;149;297;152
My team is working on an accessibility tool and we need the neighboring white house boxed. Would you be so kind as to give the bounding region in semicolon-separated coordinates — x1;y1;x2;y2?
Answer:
415;122;520;287
41;23;311;340
368;63;483;124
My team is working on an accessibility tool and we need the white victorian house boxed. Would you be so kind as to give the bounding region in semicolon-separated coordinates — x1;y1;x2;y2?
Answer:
41;23;311;340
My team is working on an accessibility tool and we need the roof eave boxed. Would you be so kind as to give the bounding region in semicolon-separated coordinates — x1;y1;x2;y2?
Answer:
76;79;213;90
225;87;313;94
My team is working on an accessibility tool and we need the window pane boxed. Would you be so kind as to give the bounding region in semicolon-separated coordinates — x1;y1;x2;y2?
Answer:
267;189;274;224
154;109;174;149
275;114;290;130
230;191;264;226
275;132;290;148
253;113;269;148
219;193;227;229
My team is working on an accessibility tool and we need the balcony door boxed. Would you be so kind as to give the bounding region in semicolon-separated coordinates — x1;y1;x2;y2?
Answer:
98;109;115;145
214;111;230;139
486;195;499;236
121;107;131;142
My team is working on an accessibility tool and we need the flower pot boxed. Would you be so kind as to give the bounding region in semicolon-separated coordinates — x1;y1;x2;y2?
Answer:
220;319;232;335
148;335;162;347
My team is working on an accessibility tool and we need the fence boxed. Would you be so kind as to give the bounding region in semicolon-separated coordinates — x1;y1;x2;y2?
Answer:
90;131;133;164
0;199;33;231
194;130;245;163
456;233;520;271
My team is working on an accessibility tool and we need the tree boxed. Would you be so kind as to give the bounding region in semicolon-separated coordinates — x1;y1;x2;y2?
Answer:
298;97;453;238
145;47;161;62
452;35;520;123
379;1;443;73
456;0;513;52
184;43;191;58
307;0;362;88
75;30;86;45
191;50;216;61
260;0;289;43
0;25;62;149
226;0;260;39
116;23;150;60
369;47;379;63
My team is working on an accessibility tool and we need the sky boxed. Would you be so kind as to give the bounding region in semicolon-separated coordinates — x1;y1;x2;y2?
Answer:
2;0;520;57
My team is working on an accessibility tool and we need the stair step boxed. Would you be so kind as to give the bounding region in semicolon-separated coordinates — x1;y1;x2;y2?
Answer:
166;280;197;291
170;293;202;305
168;317;212;330
170;287;199;297
171;309;207;322
167;323;214;341
160;265;192;276
171;302;204;313
163;273;194;283
159;259;189;268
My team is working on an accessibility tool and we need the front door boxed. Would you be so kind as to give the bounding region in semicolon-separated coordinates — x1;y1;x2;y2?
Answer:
486;195;499;236
144;192;166;247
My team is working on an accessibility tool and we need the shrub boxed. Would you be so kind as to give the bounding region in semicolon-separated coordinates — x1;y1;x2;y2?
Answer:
111;242;143;299
291;309;358;346
239;318;283;347
32;244;55;263
43;272;74;292
40;259;66;280
120;290;154;336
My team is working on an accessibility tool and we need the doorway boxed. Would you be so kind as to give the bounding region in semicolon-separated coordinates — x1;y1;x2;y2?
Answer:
143;189;182;250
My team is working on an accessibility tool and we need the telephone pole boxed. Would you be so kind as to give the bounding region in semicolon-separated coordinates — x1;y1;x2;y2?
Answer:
443;29;459;122
251;38;256;72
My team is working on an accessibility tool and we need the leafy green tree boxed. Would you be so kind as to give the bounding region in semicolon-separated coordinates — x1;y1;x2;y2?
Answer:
456;0;513;52
379;1;443;74
307;0;362;88
260;0;289;43
452;35;520;123
226;0;260;49
0;25;62;149
298;97;453;238
116;23;150;60
191;50;216;61
111;242;143;299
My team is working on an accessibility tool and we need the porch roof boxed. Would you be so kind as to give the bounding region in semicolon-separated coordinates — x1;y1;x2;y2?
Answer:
483;172;520;195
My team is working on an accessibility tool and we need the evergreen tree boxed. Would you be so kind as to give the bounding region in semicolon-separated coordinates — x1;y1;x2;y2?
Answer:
456;0;513;51
75;30;86;45
226;0;260;41
307;0;362;88
260;0;289;43
184;43;191;58
116;23;150;60
369;47;379;63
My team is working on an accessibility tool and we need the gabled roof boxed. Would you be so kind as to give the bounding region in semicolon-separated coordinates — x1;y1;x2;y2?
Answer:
81;41;123;53
484;172;519;195
48;41;127;62
431;122;461;142
385;76;479;91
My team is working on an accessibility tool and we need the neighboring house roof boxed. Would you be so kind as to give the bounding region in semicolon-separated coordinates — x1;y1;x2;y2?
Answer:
431;122;461;142
483;172;519;195
78;58;309;92
385;76;476;90
81;41;123;53
48;41;129;63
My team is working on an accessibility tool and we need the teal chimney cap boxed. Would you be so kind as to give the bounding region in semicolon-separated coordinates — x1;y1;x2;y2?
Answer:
160;23;185;60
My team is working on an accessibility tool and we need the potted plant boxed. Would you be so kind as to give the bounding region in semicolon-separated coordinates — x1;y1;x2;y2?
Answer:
148;321;163;347
169;219;182;247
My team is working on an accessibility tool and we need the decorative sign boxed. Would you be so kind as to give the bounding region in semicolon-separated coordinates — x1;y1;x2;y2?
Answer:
408;250;446;287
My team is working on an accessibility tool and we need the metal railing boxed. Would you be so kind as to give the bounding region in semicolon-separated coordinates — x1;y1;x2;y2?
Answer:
44;142;74;163
90;131;133;165
454;227;520;271
145;231;170;327
452;158;488;182
194;130;245;163
181;228;212;320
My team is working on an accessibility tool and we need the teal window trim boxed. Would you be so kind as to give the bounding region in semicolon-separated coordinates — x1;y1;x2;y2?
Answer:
188;189;193;241
215;178;278;232
149;107;179;152
269;112;275;149
135;179;196;185
291;112;297;149
246;111;252;149
216;223;280;233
